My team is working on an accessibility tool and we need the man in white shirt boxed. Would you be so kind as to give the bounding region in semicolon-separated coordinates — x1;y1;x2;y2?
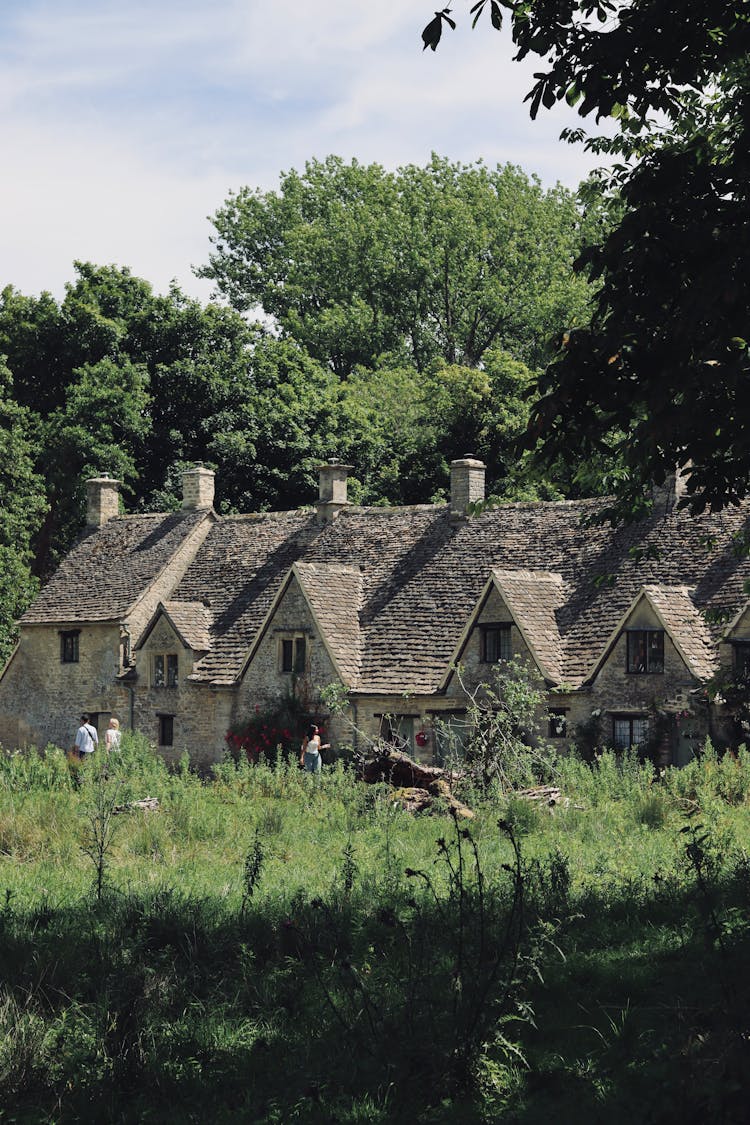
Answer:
73;714;99;759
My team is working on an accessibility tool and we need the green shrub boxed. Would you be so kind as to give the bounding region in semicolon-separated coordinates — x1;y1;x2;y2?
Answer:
504;794;544;836
664;740;750;806
631;790;670;831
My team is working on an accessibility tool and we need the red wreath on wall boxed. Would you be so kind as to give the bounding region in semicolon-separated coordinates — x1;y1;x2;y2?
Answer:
415;730;429;748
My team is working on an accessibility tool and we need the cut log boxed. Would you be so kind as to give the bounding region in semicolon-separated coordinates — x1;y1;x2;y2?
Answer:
513;786;562;804
391;786;432;814
114;797;160;814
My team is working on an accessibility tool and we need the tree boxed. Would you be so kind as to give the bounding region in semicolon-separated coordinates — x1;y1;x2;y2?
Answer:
206;334;342;513
38;358;152;569
0;360;47;664
198;154;594;377
0;265;268;569
421;2;750;516
336;349;565;507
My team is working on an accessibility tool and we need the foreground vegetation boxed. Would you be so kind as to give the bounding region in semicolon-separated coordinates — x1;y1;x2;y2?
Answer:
1;737;749;1122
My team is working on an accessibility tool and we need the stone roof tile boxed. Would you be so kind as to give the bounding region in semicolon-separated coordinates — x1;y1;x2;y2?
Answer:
21;510;211;624
293;562;363;684
162;601;213;653
27;495;750;694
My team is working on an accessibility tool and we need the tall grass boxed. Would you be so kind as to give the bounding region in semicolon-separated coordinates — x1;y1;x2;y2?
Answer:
0;736;749;1121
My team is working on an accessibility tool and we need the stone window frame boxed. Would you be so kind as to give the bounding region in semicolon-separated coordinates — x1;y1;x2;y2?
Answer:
612;713;649;751
548;708;568;739
60;629;80;664
152;652;179;688
625;628;665;674
480;623;512;663
279;633;307;675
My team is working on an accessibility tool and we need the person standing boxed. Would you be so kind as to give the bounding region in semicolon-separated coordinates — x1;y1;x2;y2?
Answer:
105;717;122;752
73;713;99;760
299;723;329;774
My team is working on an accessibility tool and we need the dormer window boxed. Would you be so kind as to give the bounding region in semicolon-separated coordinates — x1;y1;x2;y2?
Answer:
153;653;178;688
60;630;80;663
626;629;664;674
280;635;307;675
481;624;511;663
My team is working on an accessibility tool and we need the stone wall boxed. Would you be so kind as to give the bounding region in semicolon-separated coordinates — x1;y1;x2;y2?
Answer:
232;576;343;751
0;622;127;750
133;612;232;767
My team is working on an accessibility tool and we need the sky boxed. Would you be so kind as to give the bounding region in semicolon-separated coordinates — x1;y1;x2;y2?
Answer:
0;0;605;304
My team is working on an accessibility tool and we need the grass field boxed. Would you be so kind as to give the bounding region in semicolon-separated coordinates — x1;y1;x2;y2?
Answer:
1;738;749;1123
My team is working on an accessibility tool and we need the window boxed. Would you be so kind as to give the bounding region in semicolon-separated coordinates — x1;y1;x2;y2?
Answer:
280;635;307;674
734;643;750;679
626;629;664;673
153;653;178;688
379;714;415;754
613;715;649;751
481;624;512;663
60;630;80;663
159;715;174;747
548;709;568;739
432;713;469;765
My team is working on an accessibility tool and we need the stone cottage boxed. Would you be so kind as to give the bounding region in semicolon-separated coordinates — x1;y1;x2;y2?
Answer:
1;459;750;767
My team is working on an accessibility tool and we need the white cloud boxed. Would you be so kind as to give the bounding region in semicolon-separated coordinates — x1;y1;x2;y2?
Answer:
0;0;608;299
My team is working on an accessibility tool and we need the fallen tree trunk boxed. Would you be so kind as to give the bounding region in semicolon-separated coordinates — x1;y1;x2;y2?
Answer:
361;748;472;817
361;748;448;789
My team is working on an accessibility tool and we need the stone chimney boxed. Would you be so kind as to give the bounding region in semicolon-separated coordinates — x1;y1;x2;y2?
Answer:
450;455;486;517
182;465;215;511
652;463;691;513
86;475;121;529
316;459;352;523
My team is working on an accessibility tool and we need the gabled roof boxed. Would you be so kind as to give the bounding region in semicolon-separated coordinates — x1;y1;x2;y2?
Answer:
22;489;750;695
586;585;719;683
642;585;717;681
136;601;212;653
722;600;750;640
293;562;363;684
21;509;212;624
232;561;362;687
492;570;566;683
440;569;566;689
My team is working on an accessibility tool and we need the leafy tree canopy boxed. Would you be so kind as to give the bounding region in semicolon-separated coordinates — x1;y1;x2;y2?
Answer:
198;154;594;377
422;2;750;516
337;349;566;507
0;359;46;662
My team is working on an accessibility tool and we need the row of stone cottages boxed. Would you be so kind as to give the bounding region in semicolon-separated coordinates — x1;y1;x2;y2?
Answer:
1;459;750;768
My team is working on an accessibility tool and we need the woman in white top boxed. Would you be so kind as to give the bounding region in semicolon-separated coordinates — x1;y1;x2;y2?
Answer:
299;723;329;773
105;717;122;752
